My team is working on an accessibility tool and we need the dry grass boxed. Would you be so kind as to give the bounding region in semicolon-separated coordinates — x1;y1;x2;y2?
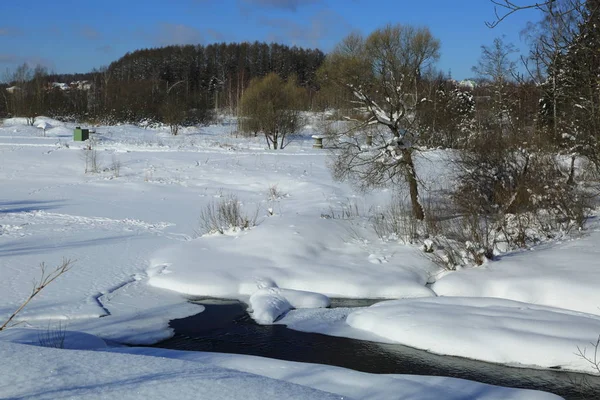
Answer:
198;194;258;235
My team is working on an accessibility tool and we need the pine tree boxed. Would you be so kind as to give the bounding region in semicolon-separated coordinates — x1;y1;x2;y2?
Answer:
541;0;600;177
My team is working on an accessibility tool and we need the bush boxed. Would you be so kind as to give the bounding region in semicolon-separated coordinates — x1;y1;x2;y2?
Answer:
198;195;258;235
368;132;594;270
435;132;593;268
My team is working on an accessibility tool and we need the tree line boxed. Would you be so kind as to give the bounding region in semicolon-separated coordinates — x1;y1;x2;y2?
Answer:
1;41;326;126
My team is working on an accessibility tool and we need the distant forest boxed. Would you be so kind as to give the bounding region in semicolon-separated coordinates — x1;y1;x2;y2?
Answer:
0;42;326;124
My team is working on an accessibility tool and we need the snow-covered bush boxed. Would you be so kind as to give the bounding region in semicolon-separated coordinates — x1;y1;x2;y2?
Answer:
368;129;594;270
446;133;592;266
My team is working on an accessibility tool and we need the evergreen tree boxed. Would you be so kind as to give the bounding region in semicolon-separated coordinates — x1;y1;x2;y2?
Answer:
542;0;600;176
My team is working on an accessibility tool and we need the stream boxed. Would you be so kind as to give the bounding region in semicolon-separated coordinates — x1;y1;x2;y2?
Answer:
153;299;600;400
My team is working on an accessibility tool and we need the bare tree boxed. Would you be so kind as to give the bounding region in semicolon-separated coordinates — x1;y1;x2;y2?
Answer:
471;37;521;138
1;259;74;331
161;80;186;135
5;63;48;125
239;73;305;150
319;24;441;220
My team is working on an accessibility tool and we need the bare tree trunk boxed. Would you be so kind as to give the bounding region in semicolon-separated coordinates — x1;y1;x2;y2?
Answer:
567;154;576;185
402;148;425;220
228;74;234;115
552;65;558;136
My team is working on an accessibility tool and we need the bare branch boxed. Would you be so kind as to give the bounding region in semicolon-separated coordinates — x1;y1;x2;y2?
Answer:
487;0;557;28
0;259;75;331
576;335;600;374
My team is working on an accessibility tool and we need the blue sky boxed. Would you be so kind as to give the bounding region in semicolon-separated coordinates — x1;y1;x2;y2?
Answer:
0;0;543;80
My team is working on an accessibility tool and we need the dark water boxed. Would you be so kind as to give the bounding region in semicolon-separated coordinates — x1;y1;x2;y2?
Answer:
154;299;600;400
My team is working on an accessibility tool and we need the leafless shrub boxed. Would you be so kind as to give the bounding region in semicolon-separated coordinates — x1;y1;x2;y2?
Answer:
38;321;67;349
110;154;121;178
371;196;420;243
368;194;471;270
268;185;286;200
576;335;600;374
322;198;367;220
423;214;496;269
572;335;600;395
444;133;592;266
84;149;99;174
82;137;100;174
198;195;258;235
265;185;287;216
0;259;74;331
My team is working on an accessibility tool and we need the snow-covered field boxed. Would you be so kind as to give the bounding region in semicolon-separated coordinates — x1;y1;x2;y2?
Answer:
1;117;599;398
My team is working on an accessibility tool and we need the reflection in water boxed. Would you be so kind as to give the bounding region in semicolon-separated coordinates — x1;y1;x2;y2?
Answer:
154;300;600;400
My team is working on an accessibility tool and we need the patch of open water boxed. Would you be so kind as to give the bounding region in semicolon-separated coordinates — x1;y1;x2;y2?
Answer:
153;299;600;400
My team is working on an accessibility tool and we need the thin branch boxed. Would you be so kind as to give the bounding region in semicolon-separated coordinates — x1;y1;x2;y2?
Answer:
487;0;556;28
576;335;600;374
0;259;74;331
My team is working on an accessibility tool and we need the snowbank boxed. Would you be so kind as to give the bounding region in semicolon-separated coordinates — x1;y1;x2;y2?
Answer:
114;347;564;400
148;217;436;300
432;232;600;316
0;341;342;400
249;286;330;324
249;288;292;324
0;334;563;400
66;279;203;345
346;297;600;373
0;327;107;349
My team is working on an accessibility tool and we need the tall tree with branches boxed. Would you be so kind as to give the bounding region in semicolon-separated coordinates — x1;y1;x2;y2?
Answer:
548;0;600;178
319;24;440;220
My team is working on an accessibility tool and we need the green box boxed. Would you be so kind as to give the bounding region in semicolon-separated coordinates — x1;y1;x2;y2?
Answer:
74;127;89;141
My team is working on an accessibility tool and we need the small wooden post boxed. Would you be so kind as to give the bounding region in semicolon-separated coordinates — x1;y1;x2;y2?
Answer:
312;135;323;149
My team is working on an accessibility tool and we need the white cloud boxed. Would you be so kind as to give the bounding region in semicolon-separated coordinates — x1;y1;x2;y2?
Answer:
154;23;203;46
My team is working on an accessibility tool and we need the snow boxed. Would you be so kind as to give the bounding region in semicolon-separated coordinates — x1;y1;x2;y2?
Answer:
0;330;563;400
249;286;330;324
0;116;598;397
0;116;434;340
0;327;107;349
0;341;342;400
459;79;477;89
249;288;292;324
147;217;436;300
112;347;564;400
346;297;600;373
432;233;600;315
36;121;51;131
